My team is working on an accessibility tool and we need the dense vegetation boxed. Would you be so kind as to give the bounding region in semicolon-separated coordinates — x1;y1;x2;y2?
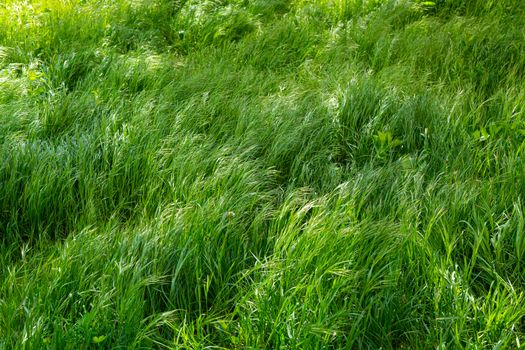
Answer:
1;0;525;348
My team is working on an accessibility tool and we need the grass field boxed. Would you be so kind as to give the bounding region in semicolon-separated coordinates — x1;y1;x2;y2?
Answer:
1;0;525;348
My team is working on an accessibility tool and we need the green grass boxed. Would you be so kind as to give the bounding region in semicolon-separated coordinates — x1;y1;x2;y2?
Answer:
1;0;525;348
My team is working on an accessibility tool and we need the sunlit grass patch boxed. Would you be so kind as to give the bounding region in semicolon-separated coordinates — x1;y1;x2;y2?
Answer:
2;0;525;348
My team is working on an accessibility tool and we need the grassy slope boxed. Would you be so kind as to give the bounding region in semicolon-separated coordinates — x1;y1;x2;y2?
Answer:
1;0;525;348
